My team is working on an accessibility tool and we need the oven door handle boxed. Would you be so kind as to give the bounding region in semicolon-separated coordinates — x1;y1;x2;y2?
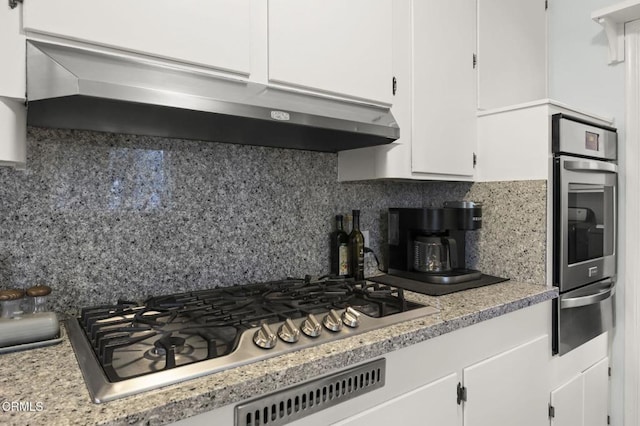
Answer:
560;281;615;309
564;160;618;173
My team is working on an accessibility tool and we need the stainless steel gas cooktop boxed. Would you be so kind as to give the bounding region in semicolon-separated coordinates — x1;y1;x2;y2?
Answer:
66;276;438;403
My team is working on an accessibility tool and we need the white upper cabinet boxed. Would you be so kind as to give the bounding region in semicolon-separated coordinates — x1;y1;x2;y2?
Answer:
0;3;26;167
21;0;393;103
477;0;547;110
0;3;25;100
476;101;614;182
411;0;476;177
22;0;253;76
267;0;393;105
338;0;477;181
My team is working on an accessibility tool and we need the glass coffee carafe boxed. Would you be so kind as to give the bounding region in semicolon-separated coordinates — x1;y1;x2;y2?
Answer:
413;236;458;273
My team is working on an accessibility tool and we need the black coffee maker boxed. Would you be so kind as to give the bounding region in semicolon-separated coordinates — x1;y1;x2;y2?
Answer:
387;201;482;284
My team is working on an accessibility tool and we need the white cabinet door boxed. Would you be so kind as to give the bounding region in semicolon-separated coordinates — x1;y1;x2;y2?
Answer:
337;0;477;180
549;356;609;426
0;3;27;167
477;0;547;110
22;0;253;75
411;0;476;177
333;373;461;426
268;0;393;105
583;357;609;426
337;0;412;181
463;335;549;426
550;374;584;426
0;2;25;99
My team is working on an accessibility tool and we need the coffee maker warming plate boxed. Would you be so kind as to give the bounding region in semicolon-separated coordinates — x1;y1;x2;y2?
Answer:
388;268;482;284
369;273;509;297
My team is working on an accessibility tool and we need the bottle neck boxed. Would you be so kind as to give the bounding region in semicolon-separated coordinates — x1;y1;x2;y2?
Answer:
352;214;360;231
336;216;344;232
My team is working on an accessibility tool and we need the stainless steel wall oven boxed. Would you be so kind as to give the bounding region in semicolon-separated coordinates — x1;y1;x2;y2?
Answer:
552;113;617;355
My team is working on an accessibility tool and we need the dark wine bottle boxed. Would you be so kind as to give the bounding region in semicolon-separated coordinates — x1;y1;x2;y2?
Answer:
330;215;349;277
348;210;365;280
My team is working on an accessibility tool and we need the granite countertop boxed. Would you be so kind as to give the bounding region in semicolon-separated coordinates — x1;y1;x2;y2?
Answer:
0;281;557;426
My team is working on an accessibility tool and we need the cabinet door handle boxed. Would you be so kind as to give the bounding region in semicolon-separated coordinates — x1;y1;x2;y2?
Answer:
457;382;467;404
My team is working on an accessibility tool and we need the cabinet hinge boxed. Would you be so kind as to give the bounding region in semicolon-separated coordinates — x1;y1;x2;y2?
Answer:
545;0;548;10
392;76;397;96
8;0;22;9
473;152;477;168
473;53;477;69
548;404;555;419
608;415;611;424
456;382;467;405
608;367;612;377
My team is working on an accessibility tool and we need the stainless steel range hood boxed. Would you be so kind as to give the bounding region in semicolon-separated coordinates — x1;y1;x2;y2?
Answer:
26;41;399;152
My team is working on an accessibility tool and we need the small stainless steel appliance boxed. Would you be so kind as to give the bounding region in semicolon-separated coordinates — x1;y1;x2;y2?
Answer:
66;276;438;403
552;113;617;355
26;41;398;153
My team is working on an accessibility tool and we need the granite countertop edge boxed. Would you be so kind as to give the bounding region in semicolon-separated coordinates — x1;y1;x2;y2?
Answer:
0;281;558;426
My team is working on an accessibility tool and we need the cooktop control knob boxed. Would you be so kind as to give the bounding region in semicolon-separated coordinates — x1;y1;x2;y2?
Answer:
253;323;277;349
301;314;322;338
278;318;300;343
342;307;361;328
323;309;343;332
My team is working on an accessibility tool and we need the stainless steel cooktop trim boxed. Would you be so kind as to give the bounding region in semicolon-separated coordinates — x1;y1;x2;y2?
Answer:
67;304;438;403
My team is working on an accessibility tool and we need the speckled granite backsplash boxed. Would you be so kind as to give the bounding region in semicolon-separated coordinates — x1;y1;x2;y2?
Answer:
0;128;546;314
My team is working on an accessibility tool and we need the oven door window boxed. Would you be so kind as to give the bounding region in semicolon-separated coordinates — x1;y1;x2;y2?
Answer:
567;183;614;265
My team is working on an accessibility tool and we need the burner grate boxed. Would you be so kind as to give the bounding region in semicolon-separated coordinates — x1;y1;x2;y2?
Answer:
73;277;424;385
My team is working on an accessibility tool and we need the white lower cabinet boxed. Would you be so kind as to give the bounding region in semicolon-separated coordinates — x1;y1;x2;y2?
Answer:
337;335;549;426
335;335;550;426
333;373;460;426
172;302;611;426
550;357;609;426
583;358;609;426
320;302;553;426
174;302;554;426
176;302;607;426
550;374;584;426
463;335;549;426
332;332;550;426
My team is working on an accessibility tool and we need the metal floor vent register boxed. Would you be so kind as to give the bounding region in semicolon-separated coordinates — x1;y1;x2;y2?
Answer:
235;359;386;426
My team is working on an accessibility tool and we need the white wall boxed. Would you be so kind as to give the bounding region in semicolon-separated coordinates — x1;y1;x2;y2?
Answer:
549;0;625;119
548;0;625;424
